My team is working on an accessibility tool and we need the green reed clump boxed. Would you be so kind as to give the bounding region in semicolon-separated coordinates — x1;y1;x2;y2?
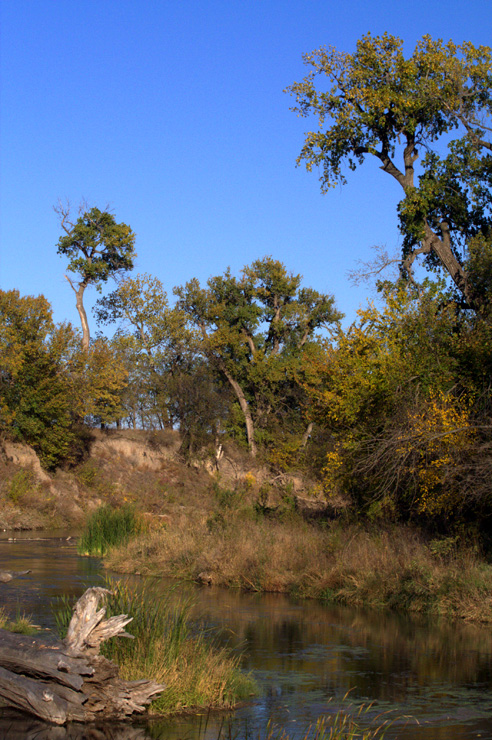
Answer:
78;504;143;557
53;578;256;714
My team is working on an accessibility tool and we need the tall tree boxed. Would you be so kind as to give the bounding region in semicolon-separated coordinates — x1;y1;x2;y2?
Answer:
286;34;492;308
175;256;341;456
56;204;136;350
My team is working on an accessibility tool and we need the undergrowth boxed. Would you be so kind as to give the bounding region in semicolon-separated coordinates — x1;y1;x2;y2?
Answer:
104;507;492;623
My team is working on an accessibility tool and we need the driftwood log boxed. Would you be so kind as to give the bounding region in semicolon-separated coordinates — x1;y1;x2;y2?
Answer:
0;587;165;725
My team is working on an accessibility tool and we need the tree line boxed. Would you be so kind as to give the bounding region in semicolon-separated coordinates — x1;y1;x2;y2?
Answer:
1;33;491;536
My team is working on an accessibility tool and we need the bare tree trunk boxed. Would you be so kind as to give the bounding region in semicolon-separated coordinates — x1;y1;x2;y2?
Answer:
65;276;90;351
220;364;257;457
75;285;90;351
301;422;313;448
424;222;470;302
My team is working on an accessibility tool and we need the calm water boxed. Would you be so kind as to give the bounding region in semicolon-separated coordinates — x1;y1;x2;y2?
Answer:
1;533;492;739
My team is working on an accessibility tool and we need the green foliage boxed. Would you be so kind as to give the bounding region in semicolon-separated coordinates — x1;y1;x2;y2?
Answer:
6;470;35;504
175;256;342;454
77;505;143;557
287;34;491;189
0;288;127;466
57;207;136;286
94;273;209;433
428;536;459;560
0;608;38;635
301;283;477;519
287;33;492;305
94;273;172;343
298;274;492;530
211;480;244;509
68;337;128;425
75;461;100;488
0;289;79;468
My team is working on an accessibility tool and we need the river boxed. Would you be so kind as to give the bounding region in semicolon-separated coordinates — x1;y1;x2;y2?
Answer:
1;532;492;739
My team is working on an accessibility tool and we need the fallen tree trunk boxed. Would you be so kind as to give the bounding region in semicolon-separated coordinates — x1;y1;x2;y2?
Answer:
0;587;165;724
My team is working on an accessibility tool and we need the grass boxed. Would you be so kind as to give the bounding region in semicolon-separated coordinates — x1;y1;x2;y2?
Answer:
148;701;410;740
0;607;38;635
77;504;144;557
104;503;492;623
260;707;401;740
53;578;256;714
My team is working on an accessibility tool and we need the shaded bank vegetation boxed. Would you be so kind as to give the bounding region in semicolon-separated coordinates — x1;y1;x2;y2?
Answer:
1;32;492;620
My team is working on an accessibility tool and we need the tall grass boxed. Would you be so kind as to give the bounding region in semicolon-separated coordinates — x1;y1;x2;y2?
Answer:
54;578;256;714
147;702;408;740
77;504;143;556
260;706;404;740
104;510;492;623
0;607;38;635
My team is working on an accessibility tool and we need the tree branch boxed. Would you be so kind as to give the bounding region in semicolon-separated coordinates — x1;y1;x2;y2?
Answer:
64;275;77;294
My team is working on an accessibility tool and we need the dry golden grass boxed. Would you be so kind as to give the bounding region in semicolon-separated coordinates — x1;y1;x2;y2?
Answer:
105;507;492;623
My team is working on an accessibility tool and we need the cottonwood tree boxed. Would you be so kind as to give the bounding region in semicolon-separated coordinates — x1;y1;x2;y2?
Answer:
286;34;492;308
175;256;341;456
56;204;136;350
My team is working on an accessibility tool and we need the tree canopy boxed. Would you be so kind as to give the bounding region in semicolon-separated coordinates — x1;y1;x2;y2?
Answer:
0;290;77;467
175;256;341;456
56;205;136;350
286;33;492;308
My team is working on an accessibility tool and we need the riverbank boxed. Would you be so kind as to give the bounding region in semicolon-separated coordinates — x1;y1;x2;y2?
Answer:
4;428;492;624
104;508;492;623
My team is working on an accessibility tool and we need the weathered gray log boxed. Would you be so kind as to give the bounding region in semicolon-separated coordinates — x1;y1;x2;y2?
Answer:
64;587;134;656
0;587;165;724
0;629;93;689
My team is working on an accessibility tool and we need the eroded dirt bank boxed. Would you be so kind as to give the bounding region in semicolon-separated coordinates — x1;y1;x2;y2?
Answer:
0;429;324;531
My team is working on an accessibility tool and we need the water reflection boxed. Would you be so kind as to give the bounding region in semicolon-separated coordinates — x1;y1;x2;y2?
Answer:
0;533;100;628
2;535;492;737
0;711;152;739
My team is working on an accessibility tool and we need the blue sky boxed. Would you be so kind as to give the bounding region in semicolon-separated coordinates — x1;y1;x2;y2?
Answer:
1;0;491;334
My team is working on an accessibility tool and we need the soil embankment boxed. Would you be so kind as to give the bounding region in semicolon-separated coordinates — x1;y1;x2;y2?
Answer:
0;429;322;531
4;430;492;624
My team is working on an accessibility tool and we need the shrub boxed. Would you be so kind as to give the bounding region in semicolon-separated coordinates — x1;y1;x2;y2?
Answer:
6;470;35;504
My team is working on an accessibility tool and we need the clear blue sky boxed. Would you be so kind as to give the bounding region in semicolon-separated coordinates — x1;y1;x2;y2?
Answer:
1;0;491;333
